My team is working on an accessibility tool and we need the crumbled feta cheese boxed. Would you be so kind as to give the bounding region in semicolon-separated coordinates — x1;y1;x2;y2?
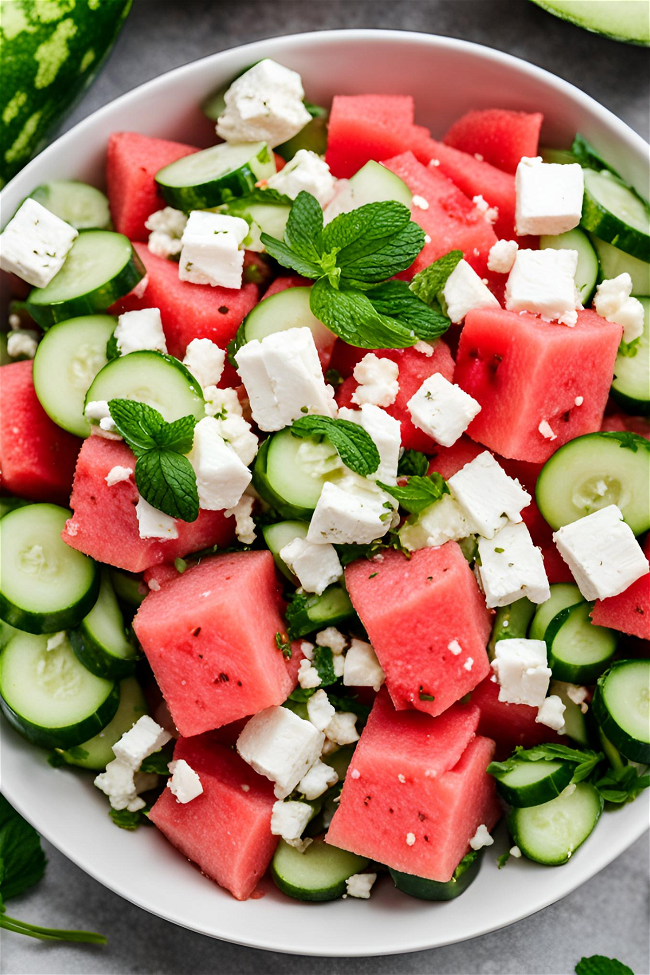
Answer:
442;259;500;324
216;59;311;147
0;198;78;287
46;631;66;652
510;845;522;858
280;536;342;595
315;628;347;655
338;404;401;483
296;439;343;479
237;705;324;799
405;832;416;846
538;419;557;441
113;715;172;769
351;353;399;408
343;638;385;691
463;657;474;671
574;395;584;406
399;494;471;552
267;149;337;207
593;273;645;343
298;658;322;689
179;211;249;289
235;327;336;431
167;759;203;803
566;684;588;707
345;873;377;898
94;758;158;812
491;638;551;707
448;640;463;656
300;641;315;660
515;156;584;235
478;521;550;607
332;654;345;679
306;688;336;731
203;386;258;465
553;504;649;600
413;340;434;356
487;239;519;274
307;474;394;546
7;332;37;359
145;207;187;258
407;373;481;448
186;416;252;510
105;465;133;486
505;248;579;323
473;194;498;224
448;451;531;538
324;711;359;746
536;694;566;732
84;400;118;438
225;494;256;545
412;195;429;210
8;313;21;330
271;799;313;840
114;308;167;356
469;823;494;850
298;759;339;800
135;496;178;540
182;338;226;389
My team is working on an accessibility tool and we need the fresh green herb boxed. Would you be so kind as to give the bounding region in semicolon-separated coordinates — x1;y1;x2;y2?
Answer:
575;955;634;975
174;557;187;574
327;691;371;725
290;414;380;476
617;337;640;359
325;368;344;387
594;764;650;804
288;686;317;703
139;743;175;776
378;472;449;515
418;686;435;702
458;535;479;564
494;547;504;554
599;431;650;453
572;134;623;180
397;450;429;477
368;571;378;579
275;631;292;659
105;332;119;362
313;646;338;686
336;529;412;567
410;250;463;305
497;850;511;869
489;743;603;784
223;186;292;209
109;807;148;831
47;750;67;767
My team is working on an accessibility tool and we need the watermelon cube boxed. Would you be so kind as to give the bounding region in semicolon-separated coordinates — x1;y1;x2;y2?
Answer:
591;536;650;640
133;551;298;736
149;734;278;900
443;109;544;175
0;361;80;506
427;436;484;480
345;544;492;717
471;676;563;759
454;308;623;463
62;437;235;572
263;275;312;298
326;688;500;882
106;132;198;241
325;95;415;178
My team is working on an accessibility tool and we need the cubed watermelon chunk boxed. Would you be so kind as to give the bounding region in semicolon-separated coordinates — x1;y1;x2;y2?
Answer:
326;688;500;882
601;413;650;440
382;152;498;278
263;275;311;298
591;536;650;640
62;437;235;572
471;676;563;759
454;308;623;463
427;436;485;480
133;551;298;736
106;132;198;242
325;95;415;178
149;734;278;900
346;544;492;716
443;109;543;175
0;361;80;506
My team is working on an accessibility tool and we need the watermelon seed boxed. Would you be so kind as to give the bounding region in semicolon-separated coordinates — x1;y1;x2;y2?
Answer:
192;627;201;636
418;812;427;821
218;673;229;682
218;306;229;314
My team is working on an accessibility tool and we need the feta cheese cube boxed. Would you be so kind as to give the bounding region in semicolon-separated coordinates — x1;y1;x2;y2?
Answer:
487;239;518;274
145;207;187;258
324;711;359;746
306;689;336;731
307;474;394;546
235;327;336;431
491;638;551;707
0;198;78;287
105;465;133;486
186;416;252;510
505;248;579;323
535;694;566;732
114;307;167;355
225;494;256;545
182;338;226;390
515;156;584;236
399;494;471;552
267;149;337;207
113;715;172;769
553;504;649;600
179;211;249;289
338;404;401;483
472;194;499;224
343;638;385;691
216;58;311;147
478;521;550;607
7;332;37;359
593;273;645;343
135;496;178;540
442;259;500;324
204;386;259;465
271;799;313;840
236;705;324;799
167;759;203;803
448;451;531;538
407;373;481;448
298;658;322;689
314;628;347;655
280;536;342;595
469;824;494;851
351;353;399;407
298;760;339;800
345;873;377;899
94;758;141;811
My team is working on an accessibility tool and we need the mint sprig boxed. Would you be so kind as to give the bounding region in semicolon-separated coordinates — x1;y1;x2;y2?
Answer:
599;431;650;453
397;450;429;477
488;743;603;784
575;955;634;975
410;250;463;306
290;414;380;476
378;472;449;515
594;764;650;804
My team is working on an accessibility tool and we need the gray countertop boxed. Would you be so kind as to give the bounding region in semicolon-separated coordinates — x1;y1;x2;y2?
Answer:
3;2;649;972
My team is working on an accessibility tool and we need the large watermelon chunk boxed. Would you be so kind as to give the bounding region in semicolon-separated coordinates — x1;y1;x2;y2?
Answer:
263;275;312;298
471;676;563;759
382;152;498;278
149;734;278;900
346;544;491;716
106;132;198;241
326;689;500;882
325;95;415;178
443;109;543;175
590;536;650;640
110;242;259;359
0;361;80;506
454;308;623;463
133;551;298;736
427;436;484;479
62;437;235;572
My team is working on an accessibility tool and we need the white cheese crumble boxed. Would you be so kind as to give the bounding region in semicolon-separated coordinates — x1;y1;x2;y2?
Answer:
236;705;324;799
345;873;377;898
412;195;430;210
224;494;256;545
280;536;342;595
7;332;37;359
515;156;584;236
407;373;481;448
405;832;416;847
145;206;187;258
510;845;522;858
535;694;566;732
46;631;66;652
306;689;336;731
267;149;337;207
324;711;359;746
472;194;498;224
216;59;311;147
538;419;557;441
448;451;531;538
298;658;322;689
167;759;203;804
114;307;167;356
442;259;500;324
203;386;258;466
94;759;159;812
338;404;401;484
271;799;313;841
186;415;252;511
448;640;463;656
505;248;580;324
399;494;471;552
351;353;399;407
463;657;474;671
179;211;249;289
491;638;551;708
0;197;78;287
135;495;178;540
469;824;494;850
182;337;226;390
343;638;385;691
487;239;518;274
105;465;133;487
298;759;338;800
593;273;645;343
113;715;172;769
315;627;347;655
307;473;395;546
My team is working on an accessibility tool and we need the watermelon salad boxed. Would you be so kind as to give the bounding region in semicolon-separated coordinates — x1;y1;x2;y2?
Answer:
0;58;649;907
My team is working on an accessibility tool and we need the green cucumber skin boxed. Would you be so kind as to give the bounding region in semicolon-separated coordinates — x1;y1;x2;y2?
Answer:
508;783;603;866
275;115;329;161
270;864;346;903
545;605;617;685
252;437;316;521
488;598;536;658
69;625;138;681
287;587;356;640
0;565;100;635
0;678;119;750
58;676;148;770
580;174;650;263
592;662;650;764
158;161;260;211
389;852;481;901
494;761;574;808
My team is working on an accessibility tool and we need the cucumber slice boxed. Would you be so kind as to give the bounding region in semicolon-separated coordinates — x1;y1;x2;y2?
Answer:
241;287;334;352
155;142;276;211
271;837;369;902
253;428;338;519
286;585;355;639
262;520;309;582
488;598;536;658
110;569;147;608
25;231;145;329
349;160;412;207
611;296;650;415
0;620;20;650
549;680;589;746
57;676;148;770
491;758;574;808
275;113;329;161
540;228;599;304
528;0;650;47
581;170;650;263
597;726;627;772
592;659;650;763
535;432;650;535
591;236;650;296
69;571;139;680
30;180;111;230
546;601;617;684
33;314;115;436
0;504;99;634
508;781;603;865
85;351;204;424
540;148;578;166
529;583;584;641
389;850;481;901
225;199;291;253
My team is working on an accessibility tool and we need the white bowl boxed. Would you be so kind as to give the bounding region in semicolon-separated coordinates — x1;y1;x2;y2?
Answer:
1;29;648;958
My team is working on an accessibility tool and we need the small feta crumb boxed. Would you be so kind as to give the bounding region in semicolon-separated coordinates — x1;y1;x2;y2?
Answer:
398;773;406;783
135;495;178;540
216;59;311;147
7;331;37;359
515;156;584;236
114;307;167;356
187;415;252;510
472;194;498;224
351;768;360;779
345;873;377;898
298;658;322;689
574;395;584;406
267;149;337;208
105;465;133;486
271;799;313;842
536;694;566;732
224;494;256;545
46;631;66;652
179;211;249;289
491;638;551;707
594;273;645;343
463;656;474;671
406;832;416;846
413;340;434;356
298;759;338;800
510;845;522;858
351;353;399;407
113;716;172;769
538;419;557;441
8;313;21;330
343;637;385;691
448;640;463;656
241;783;250;792
300;640;315;660
474;153;484;162
182;338;226;390
412;195;429;210
95;758;157;811
280;536;342;595
147;579;161;592
338;403;401;484
324;711;359;746
145;207;187;258
306;688;335;731
469;824;494;850
84;399;117;433
167;759;203;803
0;198;78;287
203;386;258;465
443;259;500;324
315;627;347;655
448;451;531;538
424;233;432;242
332;654;345;678
567;684;588;707
407;373;481;448
487;239;518;274
237;705;324;799
505;248;579;323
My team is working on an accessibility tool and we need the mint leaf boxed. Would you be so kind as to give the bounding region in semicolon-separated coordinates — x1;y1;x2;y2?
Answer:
290;414;380;476
109;807;147;831
497;850;511;869
313;645;338;686
513;743;603;783
260;234;322;278
410;250;463;305
310;279;417;349
284;190;324;266
366;280;450;340
594;765;650;804
572;134;623;180
322;201;423;284
0;795;46;901
599;431;650;453
275;631;292;659
378;473;449;515
135;450;199;522
140;743;174;775
156;414;196;455
108;399;166;457
397;450;429;477
575;955;634;975
223;187;292;209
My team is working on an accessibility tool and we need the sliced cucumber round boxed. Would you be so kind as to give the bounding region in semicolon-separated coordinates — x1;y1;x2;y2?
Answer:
225;199;291;253
253;428;338;520
536;432;650;535
529;583;584;641
33;314;116;436
546;601;617;684
0;620;20;650
30;180;111;230
611;297;649;415
85;351;204;424
591;236;650;297
348;160;412;207
241;287;334;352
540;148;578;166
25;231;145;329
597;726;627;772
262;520;309;582
488;598;536;658
580;170;650;263
57;676;148;770
69;571;139;680
110;569;147;608
491;758;574;808
549;680;589;747
592;659;650;764
540;228;599;304
0;497;30;518
271;837;369;902
0;631;118;749
508;781;603;865
286;585;356;639
155;142;276;211
389;850;481;901
0;505;99;634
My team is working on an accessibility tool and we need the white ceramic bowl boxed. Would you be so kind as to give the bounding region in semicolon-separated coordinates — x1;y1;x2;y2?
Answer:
1;29;648;958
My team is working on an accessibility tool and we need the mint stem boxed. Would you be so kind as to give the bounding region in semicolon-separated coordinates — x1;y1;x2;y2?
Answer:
0;913;107;944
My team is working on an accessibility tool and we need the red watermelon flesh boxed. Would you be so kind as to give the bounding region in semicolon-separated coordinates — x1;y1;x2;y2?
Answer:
325;94;415;178
454;308;623;463
110;242;259;359
443;109;544;175
427;436;484;480
601;413;650;440
106;132;198;242
62;437;235;573
471;676;563;759
382;152;497;278
345;544;492;717
149;735;278;900
0;361;80;506
591;536;650;640
263;275;312;298
520;500;574;585
326;689;500;882
133;551;297;736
